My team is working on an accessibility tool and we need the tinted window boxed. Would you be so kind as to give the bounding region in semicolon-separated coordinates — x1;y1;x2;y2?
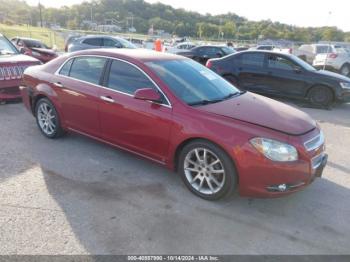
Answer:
107;60;156;95
267;55;295;71
59;59;73;76
240;53;265;67
69;56;107;85
146;59;239;105
82;38;102;46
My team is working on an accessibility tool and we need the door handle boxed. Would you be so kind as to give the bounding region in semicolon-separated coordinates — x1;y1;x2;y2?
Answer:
100;95;115;103
54;82;64;88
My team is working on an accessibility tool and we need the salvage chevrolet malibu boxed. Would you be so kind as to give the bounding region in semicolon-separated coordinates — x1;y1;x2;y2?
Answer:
21;49;327;200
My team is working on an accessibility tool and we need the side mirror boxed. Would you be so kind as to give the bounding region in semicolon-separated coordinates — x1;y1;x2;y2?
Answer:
134;88;162;103
216;52;223;57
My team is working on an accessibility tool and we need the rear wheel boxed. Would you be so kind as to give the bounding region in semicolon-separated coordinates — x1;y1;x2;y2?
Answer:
308;86;334;108
178;140;237;200
35;98;65;139
340;64;350;77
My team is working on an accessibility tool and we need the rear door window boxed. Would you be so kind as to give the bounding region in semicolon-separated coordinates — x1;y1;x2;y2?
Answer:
239;53;265;67
68;56;107;85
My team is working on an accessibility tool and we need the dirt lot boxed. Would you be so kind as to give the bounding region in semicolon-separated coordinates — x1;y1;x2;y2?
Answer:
0;101;349;255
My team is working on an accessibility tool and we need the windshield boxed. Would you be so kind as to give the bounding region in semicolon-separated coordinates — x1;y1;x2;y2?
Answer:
146;59;240;106
0;36;18;55
116;38;137;49
291;55;317;71
23;39;48;49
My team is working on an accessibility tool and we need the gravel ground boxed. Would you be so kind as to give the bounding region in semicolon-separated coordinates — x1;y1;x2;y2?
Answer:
0;101;349;255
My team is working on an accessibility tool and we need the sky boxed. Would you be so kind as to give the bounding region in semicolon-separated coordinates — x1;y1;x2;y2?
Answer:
25;0;350;31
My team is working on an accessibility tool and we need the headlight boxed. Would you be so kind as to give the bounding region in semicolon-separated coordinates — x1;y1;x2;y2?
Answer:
250;138;298;162
340;82;350;89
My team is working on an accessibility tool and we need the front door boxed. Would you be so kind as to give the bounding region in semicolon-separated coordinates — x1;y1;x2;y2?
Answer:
98;59;173;162
265;54;308;97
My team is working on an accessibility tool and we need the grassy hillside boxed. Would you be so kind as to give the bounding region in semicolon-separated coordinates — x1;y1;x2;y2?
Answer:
0;24;65;50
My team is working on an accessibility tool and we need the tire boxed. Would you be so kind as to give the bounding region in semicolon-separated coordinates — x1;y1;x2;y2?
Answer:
340;64;350;77
35;98;65;139
308;86;334;108
178;140;237;201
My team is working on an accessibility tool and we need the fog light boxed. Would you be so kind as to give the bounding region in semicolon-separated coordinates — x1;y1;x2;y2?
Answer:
278;184;287;192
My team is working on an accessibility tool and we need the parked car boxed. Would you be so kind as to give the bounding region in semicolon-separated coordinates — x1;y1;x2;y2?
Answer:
165;42;196;54
313;46;350;77
250;45;275;51
11;37;58;63
177;45;235;65
0;34;41;103
206;50;350;107
21;49;327;200
294;44;334;64
67;35;136;52
64;35;81;52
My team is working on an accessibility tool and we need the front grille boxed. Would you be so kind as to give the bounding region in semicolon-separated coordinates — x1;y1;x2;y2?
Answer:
0;65;28;81
304;131;325;151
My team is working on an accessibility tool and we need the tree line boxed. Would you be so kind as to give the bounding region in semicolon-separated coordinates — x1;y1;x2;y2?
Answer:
1;0;349;42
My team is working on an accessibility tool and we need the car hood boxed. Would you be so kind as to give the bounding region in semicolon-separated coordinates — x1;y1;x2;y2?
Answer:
31;47;57;56
0;54;40;64
197;92;316;136
314;69;350;82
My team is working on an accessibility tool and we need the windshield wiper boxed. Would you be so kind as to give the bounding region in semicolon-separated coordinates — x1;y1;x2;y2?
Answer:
188;92;242;106
0;49;15;55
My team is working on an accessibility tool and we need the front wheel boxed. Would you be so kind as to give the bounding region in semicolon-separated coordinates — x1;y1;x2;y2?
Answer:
35;98;65;139
178;140;237;200
308;86;334;108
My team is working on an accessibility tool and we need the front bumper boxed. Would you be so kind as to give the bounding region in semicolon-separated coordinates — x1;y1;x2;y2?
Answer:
0;86;21;101
235;129;327;198
337;89;350;102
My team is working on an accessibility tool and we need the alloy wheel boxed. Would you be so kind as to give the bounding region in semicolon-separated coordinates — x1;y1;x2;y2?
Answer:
184;148;226;195
37;102;56;136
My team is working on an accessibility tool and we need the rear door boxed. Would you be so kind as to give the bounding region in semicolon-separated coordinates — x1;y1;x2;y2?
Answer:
98;59;173;162
234;52;269;93
53;56;108;137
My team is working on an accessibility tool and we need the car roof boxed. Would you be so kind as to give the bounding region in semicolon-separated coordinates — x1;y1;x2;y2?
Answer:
67;48;186;63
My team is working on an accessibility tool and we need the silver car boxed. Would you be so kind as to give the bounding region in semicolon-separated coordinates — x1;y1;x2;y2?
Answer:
67;35;136;52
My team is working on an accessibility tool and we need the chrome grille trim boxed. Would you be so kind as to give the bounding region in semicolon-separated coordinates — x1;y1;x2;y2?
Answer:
0;65;27;81
304;131;324;151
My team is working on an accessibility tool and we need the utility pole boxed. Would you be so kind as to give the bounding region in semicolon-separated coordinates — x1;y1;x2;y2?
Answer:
39;0;43;27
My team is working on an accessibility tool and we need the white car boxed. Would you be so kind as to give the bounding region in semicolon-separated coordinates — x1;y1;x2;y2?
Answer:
165;42;196;54
313;46;350;77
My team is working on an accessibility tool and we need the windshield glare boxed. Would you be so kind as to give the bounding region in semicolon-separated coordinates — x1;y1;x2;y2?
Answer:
147;59;240;105
0;36;18;55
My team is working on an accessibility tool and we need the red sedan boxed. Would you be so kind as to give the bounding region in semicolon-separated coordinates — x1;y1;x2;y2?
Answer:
21;49;327;200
